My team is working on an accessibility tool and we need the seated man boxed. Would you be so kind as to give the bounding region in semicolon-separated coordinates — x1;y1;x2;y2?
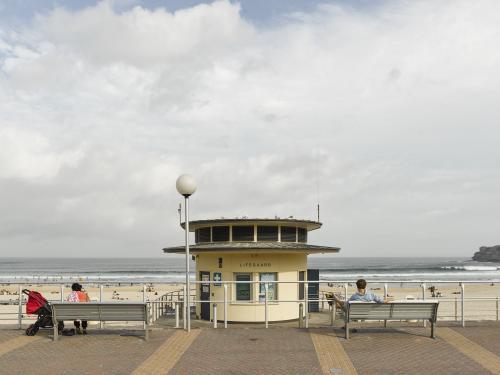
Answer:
349;279;387;303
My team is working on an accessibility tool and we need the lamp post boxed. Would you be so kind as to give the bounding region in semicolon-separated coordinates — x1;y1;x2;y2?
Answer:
176;174;197;332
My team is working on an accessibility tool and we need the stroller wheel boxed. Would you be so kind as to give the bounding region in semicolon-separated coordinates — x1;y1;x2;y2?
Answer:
25;324;39;336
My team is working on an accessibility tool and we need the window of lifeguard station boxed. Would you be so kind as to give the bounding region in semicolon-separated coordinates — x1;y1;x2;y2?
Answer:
232;226;254;241
259;273;277;300
257;226;278;241
212;226;229;242
281;226;296;242
235;273;251;301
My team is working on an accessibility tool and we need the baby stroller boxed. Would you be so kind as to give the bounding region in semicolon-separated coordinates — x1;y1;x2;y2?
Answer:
23;289;54;336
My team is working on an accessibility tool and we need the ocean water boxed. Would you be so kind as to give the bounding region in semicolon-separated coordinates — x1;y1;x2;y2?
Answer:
1;256;499;284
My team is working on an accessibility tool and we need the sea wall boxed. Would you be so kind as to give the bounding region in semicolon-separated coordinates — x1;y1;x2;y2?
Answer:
472;245;500;262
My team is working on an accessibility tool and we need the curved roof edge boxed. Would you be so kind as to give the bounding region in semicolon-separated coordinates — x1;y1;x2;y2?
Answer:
163;242;340;254
180;218;322;231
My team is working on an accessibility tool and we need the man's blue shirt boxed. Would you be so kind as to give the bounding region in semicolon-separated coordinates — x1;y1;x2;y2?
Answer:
349;290;384;303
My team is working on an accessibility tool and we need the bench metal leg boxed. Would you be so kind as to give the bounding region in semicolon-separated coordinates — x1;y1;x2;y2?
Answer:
53;324;58;341
430;321;435;339
145;327;149;341
345;322;349;340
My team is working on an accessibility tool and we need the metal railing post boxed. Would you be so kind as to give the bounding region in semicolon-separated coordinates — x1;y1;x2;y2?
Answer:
213;304;217;328
384;283;388;300
18;284;22;329
497;297;499;321
183;284;187;330
175;302;180;328
455;297;458;321
143;284;147;329
305;282;309;329
461;283;465;327
264;283;269;328
331;301;336;326
344;283;348;302
224;284;228;328
421;283;426;327
60;284;64;302
99;285;104;329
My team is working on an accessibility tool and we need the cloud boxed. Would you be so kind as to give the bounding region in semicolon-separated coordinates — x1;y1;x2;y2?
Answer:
0;0;499;257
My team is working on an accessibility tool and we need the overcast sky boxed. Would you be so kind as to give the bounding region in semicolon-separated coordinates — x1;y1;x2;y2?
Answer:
0;0;499;258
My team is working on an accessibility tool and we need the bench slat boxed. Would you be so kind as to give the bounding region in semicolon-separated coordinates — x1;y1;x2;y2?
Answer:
344;301;439;340
51;303;148;330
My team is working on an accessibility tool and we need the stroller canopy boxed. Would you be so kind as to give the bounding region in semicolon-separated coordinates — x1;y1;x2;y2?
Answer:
25;290;48;315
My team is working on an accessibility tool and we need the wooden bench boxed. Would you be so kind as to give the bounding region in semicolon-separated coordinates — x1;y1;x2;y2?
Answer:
344;301;439;339
51;302;149;341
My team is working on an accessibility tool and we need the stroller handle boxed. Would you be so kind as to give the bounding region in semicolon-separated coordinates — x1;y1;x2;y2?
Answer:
22;289;31;295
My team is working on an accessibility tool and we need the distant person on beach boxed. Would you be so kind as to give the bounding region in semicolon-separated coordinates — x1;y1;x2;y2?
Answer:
349;279;389;303
60;283;90;335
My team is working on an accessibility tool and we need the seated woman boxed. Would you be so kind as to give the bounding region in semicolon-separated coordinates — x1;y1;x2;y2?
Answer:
59;283;90;335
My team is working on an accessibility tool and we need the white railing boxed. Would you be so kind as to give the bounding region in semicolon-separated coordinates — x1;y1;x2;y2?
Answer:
1;280;499;329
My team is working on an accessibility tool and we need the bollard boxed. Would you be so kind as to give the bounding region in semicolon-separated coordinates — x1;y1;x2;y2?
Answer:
305;283;309;329
213;304;217;328
175;302;180;328
18;285;22;329
299;303;303;328
224;284;228;328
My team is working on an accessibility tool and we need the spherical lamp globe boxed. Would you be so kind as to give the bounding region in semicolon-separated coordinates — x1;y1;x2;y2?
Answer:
176;174;197;197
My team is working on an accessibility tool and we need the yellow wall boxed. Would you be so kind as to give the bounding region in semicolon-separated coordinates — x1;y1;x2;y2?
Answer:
195;252;308;322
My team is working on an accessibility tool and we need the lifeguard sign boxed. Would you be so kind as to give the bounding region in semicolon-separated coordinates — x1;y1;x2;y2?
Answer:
213;272;222;286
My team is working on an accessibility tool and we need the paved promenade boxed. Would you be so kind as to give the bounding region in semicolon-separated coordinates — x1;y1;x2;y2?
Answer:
0;322;499;374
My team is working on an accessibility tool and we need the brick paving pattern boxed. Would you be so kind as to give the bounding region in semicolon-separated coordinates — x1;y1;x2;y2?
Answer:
450;324;500;356
0;329;175;375
338;326;492;375
0;336;41;357
439;328;500;374
170;328;322;375
311;331;357;375
132;330;200;374
0;322;499;374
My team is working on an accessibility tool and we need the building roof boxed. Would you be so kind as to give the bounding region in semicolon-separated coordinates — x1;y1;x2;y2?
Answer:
163;242;340;254
180;218;322;231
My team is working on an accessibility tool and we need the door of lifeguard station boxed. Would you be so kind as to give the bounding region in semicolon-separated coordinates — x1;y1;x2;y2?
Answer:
200;271;210;320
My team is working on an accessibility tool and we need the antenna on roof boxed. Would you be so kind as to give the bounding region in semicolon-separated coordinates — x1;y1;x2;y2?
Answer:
314;148;321;222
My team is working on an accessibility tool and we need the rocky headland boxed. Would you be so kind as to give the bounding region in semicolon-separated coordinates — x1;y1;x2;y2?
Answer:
472;245;500;262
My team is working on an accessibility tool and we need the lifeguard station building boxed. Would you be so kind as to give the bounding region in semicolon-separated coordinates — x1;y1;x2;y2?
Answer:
163;218;339;322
